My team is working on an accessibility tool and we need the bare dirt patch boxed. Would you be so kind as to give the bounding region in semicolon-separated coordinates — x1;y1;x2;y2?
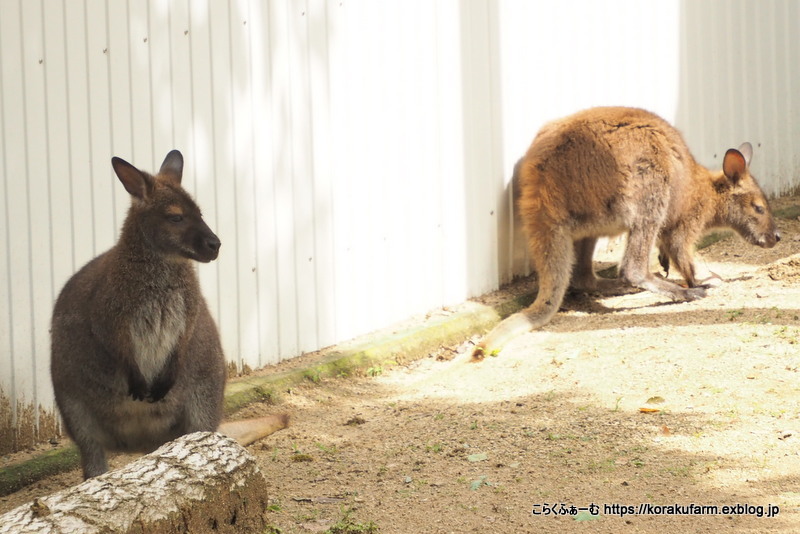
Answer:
4;198;800;533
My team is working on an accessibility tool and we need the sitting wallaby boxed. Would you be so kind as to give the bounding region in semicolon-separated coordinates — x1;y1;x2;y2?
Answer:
473;107;780;359
51;150;288;479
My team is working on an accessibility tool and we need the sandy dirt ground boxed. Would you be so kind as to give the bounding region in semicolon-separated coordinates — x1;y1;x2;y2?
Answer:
4;198;800;533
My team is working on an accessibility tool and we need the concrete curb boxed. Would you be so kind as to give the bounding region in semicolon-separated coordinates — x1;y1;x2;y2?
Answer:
222;296;535;414
0;292;534;497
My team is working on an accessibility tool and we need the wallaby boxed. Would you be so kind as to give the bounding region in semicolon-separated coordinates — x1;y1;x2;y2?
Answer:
473;107;780;359
51;150;288;479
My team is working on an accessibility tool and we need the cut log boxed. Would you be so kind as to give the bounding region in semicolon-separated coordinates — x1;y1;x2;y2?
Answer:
0;432;269;534
220;413;290;447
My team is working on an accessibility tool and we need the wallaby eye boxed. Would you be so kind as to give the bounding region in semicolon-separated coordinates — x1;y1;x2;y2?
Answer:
752;203;765;215
168;214;184;223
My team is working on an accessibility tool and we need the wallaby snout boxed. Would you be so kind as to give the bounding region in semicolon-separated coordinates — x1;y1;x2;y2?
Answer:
185;218;221;263
754;228;781;248
205;233;222;255
744;201;781;248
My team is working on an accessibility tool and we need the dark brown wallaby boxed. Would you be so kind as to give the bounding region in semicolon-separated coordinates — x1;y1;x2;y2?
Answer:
51;150;287;479
473;107;780;359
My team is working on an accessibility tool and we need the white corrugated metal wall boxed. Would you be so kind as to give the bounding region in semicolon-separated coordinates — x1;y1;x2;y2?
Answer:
676;0;800;196
1;0;799;452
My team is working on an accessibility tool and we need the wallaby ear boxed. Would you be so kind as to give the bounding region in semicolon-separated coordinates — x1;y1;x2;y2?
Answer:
737;142;753;167
722;147;748;185
158;150;184;184
112;157;153;200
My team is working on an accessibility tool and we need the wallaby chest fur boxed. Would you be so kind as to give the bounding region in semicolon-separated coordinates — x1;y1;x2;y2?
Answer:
474;107;780;358
51;150;226;479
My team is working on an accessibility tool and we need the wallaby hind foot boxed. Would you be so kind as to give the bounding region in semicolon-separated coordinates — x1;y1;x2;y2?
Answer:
570;277;633;296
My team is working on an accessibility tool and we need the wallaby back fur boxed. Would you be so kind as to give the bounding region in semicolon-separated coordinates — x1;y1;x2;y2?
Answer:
474;107;780;359
51;150;228;479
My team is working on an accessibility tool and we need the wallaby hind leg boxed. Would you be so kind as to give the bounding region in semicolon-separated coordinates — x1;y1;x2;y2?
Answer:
472;228;573;359
571;238;627;294
58;399;109;478
571;238;598;291
619;226;705;301
77;440;108;480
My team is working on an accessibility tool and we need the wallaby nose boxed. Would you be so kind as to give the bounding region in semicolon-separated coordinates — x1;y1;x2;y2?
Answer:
775;232;781;243
206;236;221;252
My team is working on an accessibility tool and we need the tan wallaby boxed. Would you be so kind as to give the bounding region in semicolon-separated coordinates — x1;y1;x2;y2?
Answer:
51;150;287;479
474;107;780;359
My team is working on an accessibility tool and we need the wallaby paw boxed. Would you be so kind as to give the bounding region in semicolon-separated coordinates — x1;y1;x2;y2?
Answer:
128;381;149;401
683;287;707;300
658;253;670;276
147;375;176;403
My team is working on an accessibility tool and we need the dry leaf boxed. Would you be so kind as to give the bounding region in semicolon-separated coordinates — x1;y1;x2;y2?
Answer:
639;407;661;413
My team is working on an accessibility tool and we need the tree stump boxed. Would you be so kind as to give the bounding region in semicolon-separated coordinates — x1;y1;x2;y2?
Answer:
0;432;270;534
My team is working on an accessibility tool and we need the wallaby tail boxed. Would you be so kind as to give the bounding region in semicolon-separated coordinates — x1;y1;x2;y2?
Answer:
218;414;290;447
471;303;560;361
472;227;573;360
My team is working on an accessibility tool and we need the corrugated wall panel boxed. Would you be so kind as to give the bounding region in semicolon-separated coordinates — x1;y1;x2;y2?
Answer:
270;0;302;358
676;0;800;197
20;0;54;430
2;0;37;450
307;0;336;352
230;0;261;369
249;0;281;365
2;0;800;452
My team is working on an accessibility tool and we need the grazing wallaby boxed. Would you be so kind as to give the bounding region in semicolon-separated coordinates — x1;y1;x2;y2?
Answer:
51;150;288;479
473;107;780;359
